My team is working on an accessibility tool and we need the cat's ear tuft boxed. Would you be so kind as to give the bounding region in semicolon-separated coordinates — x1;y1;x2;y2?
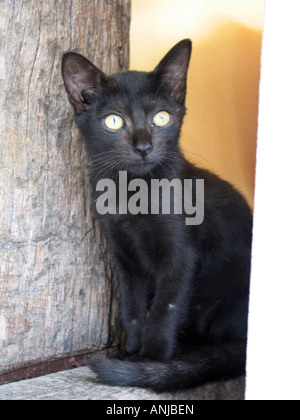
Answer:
62;52;108;114
152;39;192;105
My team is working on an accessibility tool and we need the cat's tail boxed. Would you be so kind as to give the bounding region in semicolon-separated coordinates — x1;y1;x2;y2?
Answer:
89;341;246;392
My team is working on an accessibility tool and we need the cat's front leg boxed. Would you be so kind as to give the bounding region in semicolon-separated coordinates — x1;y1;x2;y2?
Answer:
140;309;178;360
119;274;148;355
140;249;196;360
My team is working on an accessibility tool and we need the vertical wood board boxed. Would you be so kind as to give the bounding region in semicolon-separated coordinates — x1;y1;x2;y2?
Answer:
0;0;131;373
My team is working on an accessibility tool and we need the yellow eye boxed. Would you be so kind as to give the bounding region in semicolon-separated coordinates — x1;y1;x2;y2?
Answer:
104;115;124;130
152;111;171;127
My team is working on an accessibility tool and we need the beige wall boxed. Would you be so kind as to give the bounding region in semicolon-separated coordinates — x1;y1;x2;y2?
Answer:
130;0;264;206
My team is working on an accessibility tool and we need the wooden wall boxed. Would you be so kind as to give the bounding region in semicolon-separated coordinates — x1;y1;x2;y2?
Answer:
0;0;131;380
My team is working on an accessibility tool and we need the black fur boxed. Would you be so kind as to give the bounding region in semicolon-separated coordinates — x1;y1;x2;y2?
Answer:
62;39;252;391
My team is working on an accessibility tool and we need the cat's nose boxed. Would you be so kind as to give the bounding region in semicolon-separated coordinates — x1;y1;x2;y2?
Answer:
133;142;153;159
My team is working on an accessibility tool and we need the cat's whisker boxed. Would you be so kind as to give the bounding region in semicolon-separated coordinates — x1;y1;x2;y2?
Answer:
88;164;116;177
91;161;120;183
89;153;121;167
92;158;124;183
180;146;211;168
89;152;120;166
89;157;119;171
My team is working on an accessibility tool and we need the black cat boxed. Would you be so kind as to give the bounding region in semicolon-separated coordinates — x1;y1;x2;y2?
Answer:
61;39;253;392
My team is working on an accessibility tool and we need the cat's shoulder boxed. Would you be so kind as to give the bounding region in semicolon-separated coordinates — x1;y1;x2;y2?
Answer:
182;160;251;212
182;160;228;186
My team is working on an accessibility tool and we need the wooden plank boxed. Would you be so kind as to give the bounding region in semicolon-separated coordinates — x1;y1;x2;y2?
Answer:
0;0;130;373
0;367;245;400
0;349;106;386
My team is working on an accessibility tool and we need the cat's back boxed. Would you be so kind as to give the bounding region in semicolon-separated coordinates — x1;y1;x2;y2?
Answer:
183;160;251;215
182;160;253;246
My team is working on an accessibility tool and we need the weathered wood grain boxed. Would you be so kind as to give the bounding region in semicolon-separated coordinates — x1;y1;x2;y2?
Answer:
0;368;246;401
0;0;130;373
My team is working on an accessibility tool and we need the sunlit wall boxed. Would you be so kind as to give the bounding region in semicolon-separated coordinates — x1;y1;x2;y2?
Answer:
130;0;264;206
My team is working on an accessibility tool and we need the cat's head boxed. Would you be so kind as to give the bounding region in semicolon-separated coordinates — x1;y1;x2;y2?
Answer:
62;39;192;177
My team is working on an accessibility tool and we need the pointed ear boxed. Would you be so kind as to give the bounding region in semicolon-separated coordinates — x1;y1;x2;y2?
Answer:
152;39;192;105
62;52;108;114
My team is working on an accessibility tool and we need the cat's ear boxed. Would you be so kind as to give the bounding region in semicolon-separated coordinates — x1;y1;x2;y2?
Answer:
62;52;108;114
152;39;192;105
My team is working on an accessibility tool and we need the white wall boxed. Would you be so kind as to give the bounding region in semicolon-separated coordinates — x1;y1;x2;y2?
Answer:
246;0;300;400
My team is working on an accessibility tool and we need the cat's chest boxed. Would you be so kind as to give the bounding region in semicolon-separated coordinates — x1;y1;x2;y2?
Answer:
119;217;161;250
109;215;172;265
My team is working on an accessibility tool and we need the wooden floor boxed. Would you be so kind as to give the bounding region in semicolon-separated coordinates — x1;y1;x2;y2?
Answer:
0;367;245;400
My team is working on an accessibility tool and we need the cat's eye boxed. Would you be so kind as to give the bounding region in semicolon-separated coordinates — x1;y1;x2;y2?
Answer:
152;111;171;127
104;114;124;130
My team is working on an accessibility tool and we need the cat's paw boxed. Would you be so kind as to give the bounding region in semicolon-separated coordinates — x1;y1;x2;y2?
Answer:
111;349;144;362
110;349;129;360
